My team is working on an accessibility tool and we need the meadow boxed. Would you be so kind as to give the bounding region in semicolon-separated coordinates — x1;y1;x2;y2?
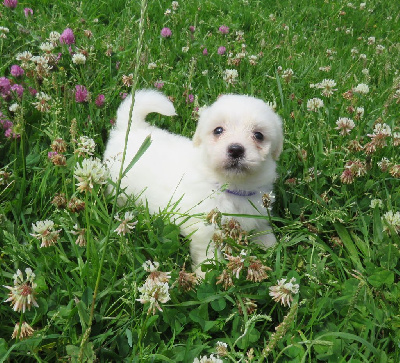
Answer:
0;0;399;361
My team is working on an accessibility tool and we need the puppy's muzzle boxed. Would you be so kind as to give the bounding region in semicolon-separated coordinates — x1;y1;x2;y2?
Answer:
227;143;245;159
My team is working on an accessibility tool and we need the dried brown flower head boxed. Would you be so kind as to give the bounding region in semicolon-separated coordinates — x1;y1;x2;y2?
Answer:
51;193;67;209
246;258;271;282
51;138;67;153
68;197;85;213
178;265;199;291
216;269;234;290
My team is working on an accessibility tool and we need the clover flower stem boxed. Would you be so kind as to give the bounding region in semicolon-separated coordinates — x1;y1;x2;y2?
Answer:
78;0;148;359
134;311;151;355
265;205;278;240
110;236;124;288
16;312;24;342
84;192;91;261
17;128;27;215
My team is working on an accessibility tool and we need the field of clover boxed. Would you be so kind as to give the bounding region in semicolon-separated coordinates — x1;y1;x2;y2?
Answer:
0;0;399;362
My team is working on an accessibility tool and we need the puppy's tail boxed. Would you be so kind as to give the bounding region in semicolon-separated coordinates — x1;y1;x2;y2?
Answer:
115;89;176;131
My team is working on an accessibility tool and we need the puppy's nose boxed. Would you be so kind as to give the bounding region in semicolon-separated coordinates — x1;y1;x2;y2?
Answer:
228;143;245;159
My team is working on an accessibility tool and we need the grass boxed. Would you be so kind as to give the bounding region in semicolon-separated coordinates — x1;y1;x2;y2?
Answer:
1;0;400;362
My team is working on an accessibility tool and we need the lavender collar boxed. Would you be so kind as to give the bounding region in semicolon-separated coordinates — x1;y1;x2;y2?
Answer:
225;188;257;197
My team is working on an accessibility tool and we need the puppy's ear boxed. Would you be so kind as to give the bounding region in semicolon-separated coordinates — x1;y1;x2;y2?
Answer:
271;114;284;160
192;129;202;146
192;107;208;147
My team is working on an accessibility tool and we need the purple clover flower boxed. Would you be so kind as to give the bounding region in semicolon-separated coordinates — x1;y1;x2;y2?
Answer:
10;65;24;77
3;0;17;9
202;48;208;55
160;27;172;38
218;25;229;34
186;94;194;103
75;85;89;103
28;87;37;97
24;7;33;17
154;81;164;89
0;77;11;99
95;94;105;108
48;151;58;159
217;46;226;55
60;28;75;45
11;84;24;98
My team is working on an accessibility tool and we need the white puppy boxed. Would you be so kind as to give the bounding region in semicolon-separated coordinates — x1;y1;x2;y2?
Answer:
103;90;283;274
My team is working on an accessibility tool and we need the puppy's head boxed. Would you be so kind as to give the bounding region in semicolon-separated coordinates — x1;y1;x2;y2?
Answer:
193;94;283;181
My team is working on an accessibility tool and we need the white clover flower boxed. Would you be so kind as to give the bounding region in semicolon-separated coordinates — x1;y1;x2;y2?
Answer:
75;136;96;156
282;68;294;82
248;55;258;65
31;55;49;65
377;157;391;171
33;92;52;112
376;44;385;53
143;260;160;272
223;69;238;85
269;277;299;307
215;341;228;357
372;123;392;137
367;36;376;45
171;1;179;10
48;31;61;44
370;199;383;208
265;100;277;111
3;268;39;313
182;46;189;53
319;66;331;72
72;53;87;65
71;224;86;247
9;103;19;112
137;279;170;314
355;107;364;119
0;26;9;38
393;132;400;146
147;62;157;69
382;211;400;234
16;51;33;62
193;355;223;363
325;49;337;58
362;68;369;76
74;157;109;193
31;219;61;247
353;83;369;94
39;42;55;53
307;98;324;112
335;117;355;135
235;52;246;60
114;211;137;236
316;79;337;97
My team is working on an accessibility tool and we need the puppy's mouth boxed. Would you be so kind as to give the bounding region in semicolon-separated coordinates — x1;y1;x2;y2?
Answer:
223;158;249;174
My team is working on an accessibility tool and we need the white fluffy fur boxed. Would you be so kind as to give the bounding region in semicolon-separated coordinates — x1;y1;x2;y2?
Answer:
103;89;283;274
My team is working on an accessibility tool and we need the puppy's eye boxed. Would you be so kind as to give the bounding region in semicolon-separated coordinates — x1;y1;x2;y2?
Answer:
253;132;264;141
213;127;224;136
